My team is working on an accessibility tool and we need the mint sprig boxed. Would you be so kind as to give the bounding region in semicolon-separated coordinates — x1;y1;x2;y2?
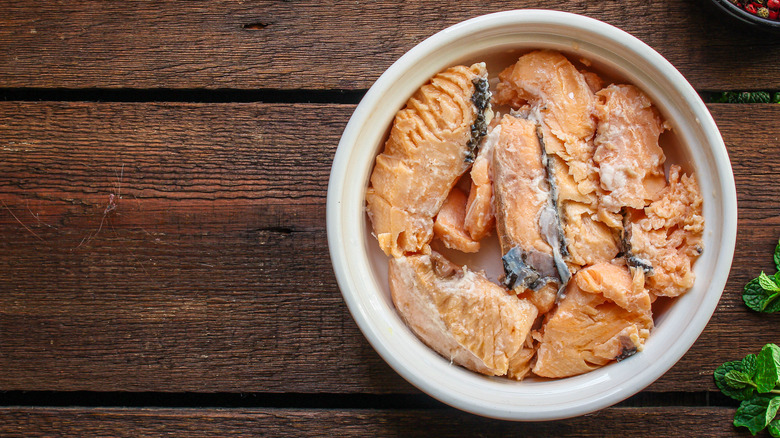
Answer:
715;354;759;401
743;240;780;313
715;344;780;435
735;396;780;436
712;91;779;104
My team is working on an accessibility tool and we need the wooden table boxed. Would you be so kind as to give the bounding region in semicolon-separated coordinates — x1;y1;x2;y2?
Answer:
1;1;778;436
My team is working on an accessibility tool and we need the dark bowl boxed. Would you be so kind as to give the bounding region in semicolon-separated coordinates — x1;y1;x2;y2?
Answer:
708;0;780;33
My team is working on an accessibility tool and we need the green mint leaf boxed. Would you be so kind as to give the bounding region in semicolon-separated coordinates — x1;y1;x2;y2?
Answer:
726;370;755;389
757;344;780;394
759;272;780;292
764;293;780;313
749;92;770;103
715;360;739;388
770;419;780;438
743;278;767;312
743;278;780;313
775;239;780;271
754;92;772;103
728;91;772;104
734;395;780;435
716;358;759;401
744;354;760;378
766;292;780;313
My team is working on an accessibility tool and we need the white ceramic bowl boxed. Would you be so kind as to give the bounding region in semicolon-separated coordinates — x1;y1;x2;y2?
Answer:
327;10;737;421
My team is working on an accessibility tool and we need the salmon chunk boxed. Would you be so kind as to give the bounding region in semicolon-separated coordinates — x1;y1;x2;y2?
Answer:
493;116;553;261
433;187;480;253
491;115;569;313
625;165;704;297
495;51;619;272
533;263;653;378
495;50;596;154
490;116;563;303
563;202;620;267
495;50;598;183
594;84;668;213
541;123;619;271
366;63;492;257
463;124;500;241
390;252;538;379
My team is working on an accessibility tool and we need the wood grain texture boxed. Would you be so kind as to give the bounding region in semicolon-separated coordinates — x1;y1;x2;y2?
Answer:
0;102;778;394
0;0;777;90
0;407;751;437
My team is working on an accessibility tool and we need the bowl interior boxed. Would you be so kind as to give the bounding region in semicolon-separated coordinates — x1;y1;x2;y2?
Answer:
327;10;736;421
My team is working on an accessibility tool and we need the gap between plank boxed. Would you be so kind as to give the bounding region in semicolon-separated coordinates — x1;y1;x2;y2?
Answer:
0;391;738;409
0;88;366;104
1;89;775;105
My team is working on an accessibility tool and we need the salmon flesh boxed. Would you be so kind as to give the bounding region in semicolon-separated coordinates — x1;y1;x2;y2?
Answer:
366;63;492;258
365;52;705;382
389;252;538;379
491;115;569;298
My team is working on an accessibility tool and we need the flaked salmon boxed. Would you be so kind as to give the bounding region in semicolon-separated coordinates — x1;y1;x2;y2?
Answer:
366;63;492;257
463;124;500;241
533;263;653;378
389;252;538;379
624;165;704;297
563;202;620;267
495;50;598;192
433;187;480;253
580;69;605;94
594;84;668;213
495;50;596;155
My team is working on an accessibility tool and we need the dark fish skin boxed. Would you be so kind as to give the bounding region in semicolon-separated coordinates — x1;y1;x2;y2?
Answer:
615;336;639;362
466;77;491;163
502;247;540;290
620;212;654;276
536;125;571;289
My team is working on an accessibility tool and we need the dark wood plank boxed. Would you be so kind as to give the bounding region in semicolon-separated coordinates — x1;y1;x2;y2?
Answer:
0;407;749;437
0;102;778;394
0;1;777;90
0;101;402;393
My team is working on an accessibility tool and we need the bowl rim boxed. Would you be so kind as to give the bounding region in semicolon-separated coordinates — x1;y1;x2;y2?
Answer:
327;9;738;421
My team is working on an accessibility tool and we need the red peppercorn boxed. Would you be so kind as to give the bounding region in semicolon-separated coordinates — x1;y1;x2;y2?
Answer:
768;0;780;9
746;3;759;13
